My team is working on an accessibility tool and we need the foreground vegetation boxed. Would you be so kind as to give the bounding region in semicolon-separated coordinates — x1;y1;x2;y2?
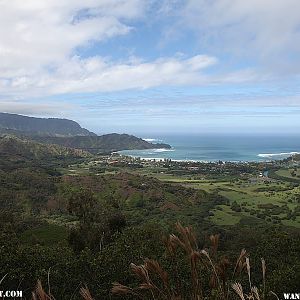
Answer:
32;223;272;300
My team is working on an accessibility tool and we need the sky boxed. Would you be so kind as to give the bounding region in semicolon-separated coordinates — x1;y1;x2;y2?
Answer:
0;0;300;135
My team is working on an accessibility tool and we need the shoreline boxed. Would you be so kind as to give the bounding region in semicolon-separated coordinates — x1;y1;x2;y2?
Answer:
116;148;300;164
116;152;275;164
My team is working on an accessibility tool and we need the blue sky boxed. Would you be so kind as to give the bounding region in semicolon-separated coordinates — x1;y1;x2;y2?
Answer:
0;0;300;135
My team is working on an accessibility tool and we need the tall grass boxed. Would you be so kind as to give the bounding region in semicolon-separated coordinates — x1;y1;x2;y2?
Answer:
112;222;272;300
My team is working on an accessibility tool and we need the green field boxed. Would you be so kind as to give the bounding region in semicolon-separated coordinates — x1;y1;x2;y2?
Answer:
209;205;241;225
275;168;300;180
21;224;68;245
149;172;300;228
61;160;300;229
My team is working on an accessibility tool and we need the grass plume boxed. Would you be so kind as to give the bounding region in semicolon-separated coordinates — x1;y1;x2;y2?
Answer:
112;222;272;300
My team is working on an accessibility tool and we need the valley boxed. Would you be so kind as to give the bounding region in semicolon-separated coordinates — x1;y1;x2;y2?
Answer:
0;114;299;299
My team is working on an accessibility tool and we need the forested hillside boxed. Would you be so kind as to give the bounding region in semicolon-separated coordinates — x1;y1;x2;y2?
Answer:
0;112;95;136
0;135;90;160
32;133;171;153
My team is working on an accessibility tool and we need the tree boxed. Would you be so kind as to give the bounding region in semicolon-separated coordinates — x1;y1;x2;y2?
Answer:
67;188;126;252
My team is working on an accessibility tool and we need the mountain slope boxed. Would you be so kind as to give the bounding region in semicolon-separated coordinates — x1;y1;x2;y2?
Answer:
0;112;171;153
0;135;90;160
0;112;95;136
31;133;171;153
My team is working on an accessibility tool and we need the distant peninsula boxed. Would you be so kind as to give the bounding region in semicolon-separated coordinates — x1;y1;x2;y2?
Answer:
0;112;171;154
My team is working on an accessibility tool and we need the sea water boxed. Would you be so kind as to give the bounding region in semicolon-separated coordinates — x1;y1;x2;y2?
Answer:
118;134;300;162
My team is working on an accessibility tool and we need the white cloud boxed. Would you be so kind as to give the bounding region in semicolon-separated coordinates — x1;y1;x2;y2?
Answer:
0;0;141;78
178;0;300;72
0;100;74;116
1;0;299;100
56;54;217;92
0;54;218;96
0;0;220;98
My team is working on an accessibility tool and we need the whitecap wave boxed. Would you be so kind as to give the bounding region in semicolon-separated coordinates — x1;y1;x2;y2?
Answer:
258;151;300;158
152;148;175;153
143;138;163;142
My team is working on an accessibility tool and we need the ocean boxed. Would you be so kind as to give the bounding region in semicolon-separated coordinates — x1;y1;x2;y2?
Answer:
118;134;300;162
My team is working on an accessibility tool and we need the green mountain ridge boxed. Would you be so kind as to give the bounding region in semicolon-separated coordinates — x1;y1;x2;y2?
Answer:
31;133;171;153
0;112;171;153
0;112;95;136
0;135;90;160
